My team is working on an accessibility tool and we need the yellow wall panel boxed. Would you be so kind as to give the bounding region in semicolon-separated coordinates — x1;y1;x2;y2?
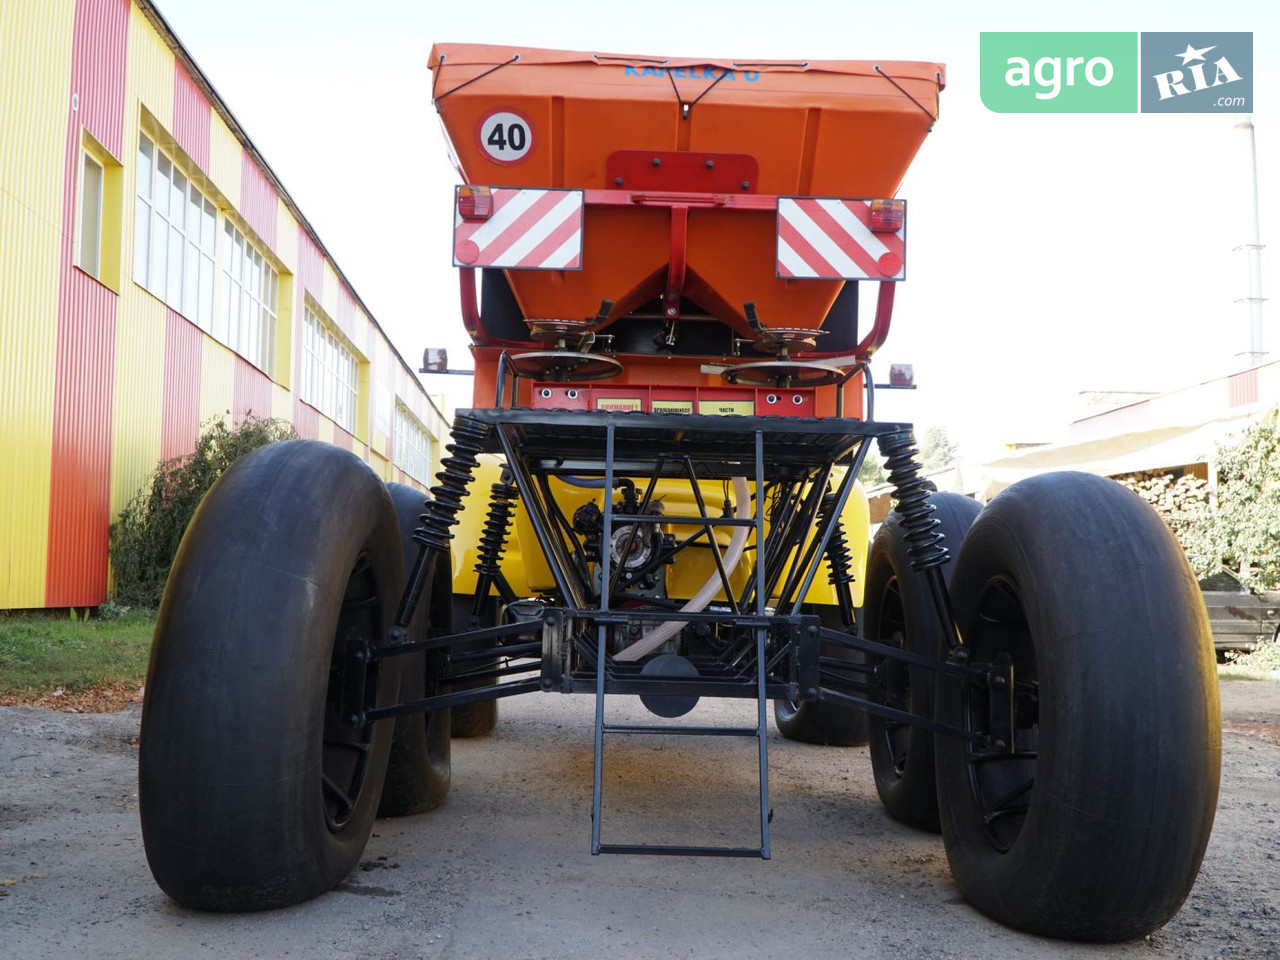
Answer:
275;200;296;273
317;417;334;445
207;113;241;203
199;337;235;424
0;0;74;234
108;292;165;517
0;197;61;607
320;262;339;320
369;451;389;482
0;1;74;606
271;383;292;423
125;3;173;131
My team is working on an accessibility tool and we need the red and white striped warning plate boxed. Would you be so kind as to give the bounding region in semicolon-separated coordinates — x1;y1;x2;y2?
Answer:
453;187;584;271
776;198;906;281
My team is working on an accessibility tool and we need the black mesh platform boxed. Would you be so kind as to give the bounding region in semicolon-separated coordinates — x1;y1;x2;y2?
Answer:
462;408;904;480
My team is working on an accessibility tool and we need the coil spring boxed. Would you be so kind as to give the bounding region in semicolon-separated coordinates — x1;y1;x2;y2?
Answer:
475;479;519;578
413;416;490;555
819;492;855;586
877;429;949;571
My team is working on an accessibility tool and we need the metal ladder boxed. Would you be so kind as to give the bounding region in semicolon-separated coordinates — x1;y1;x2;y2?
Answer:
588;424;771;858
588;630;773;858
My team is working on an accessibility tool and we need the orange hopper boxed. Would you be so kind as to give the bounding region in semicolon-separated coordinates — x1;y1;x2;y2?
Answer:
430;44;946;408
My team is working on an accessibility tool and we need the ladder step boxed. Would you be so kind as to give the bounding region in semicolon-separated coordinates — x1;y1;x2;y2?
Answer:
597;843;768;859
602;724;760;738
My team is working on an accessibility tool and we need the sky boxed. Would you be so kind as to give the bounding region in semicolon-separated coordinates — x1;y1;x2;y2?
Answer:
155;0;1279;459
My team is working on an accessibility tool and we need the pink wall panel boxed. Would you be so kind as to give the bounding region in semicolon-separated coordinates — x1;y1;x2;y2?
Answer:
70;0;128;158
171;63;211;172
232;355;273;425
239;151;277;249
46;274;117;607
160;310;202;461
46;0;130;606
332;425;353;452
336;284;358;344
293;397;319;440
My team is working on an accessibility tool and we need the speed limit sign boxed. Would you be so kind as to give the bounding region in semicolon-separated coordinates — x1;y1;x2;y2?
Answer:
477;109;534;165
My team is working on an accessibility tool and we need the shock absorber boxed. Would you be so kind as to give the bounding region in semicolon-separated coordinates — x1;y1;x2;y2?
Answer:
474;472;519;607
877;429;964;656
820;492;855;586
395;416;489;629
414;416;490;554
877;429;948;571
819;491;856;630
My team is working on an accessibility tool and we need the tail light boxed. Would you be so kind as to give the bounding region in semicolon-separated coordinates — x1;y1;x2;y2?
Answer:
869;199;905;233
457;185;493;221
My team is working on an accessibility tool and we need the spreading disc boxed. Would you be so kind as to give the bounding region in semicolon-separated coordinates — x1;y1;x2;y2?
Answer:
507;350;623;382
719;359;844;387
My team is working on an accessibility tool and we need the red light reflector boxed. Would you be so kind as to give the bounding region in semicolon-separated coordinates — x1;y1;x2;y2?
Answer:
869;199;905;233
457;186;493;221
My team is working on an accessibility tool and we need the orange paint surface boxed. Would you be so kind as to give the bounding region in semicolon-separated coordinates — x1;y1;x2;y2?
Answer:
432;44;943;395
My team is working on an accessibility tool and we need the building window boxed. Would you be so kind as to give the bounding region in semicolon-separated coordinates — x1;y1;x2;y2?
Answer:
218;220;278;375
393;404;434;485
134;133;215;330
301;305;357;433
77;152;103;277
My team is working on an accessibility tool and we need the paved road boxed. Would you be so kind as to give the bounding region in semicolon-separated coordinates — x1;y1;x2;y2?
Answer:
1;681;1277;959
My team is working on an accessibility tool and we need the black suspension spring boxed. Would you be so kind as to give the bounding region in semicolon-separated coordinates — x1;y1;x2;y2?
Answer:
877;429;949;571
818;492;855;586
475;478;519;579
413;416;490;555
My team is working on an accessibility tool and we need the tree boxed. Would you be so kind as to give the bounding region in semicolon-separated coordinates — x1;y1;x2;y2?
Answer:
1181;407;1280;591
109;415;296;607
919;426;960;470
855;426;959;488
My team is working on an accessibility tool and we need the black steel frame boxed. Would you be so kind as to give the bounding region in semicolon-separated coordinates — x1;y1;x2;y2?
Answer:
365;398;1007;856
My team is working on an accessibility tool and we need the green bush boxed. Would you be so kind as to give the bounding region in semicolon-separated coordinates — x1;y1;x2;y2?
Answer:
109;415;296;607
1180;407;1280;592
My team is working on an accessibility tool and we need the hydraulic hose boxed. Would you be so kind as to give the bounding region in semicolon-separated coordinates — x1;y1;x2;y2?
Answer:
614;475;751;661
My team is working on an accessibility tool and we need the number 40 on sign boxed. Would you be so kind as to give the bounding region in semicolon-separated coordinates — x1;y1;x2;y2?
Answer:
478;110;533;164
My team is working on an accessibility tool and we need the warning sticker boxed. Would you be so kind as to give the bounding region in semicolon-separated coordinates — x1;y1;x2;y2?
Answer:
477;109;534;165
699;400;754;416
595;397;643;412
651;399;694;414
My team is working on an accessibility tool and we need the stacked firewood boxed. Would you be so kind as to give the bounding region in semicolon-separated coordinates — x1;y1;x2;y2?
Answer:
1114;471;1210;520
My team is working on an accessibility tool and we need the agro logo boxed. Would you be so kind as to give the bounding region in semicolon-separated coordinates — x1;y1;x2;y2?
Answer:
1140;33;1252;112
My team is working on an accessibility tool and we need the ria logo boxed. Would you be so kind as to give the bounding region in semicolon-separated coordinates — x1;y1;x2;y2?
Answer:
1153;43;1243;100
1141;33;1252;112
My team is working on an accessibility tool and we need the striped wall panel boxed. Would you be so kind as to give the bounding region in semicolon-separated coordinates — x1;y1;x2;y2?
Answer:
171;59;210;173
45;0;130;606
293;397;319;441
232;355;273;424
0;1;73;606
207;112;241;202
239;150;277;249
1228;368;1259;408
160;309;202;461
198;337;234;424
107;291;165;526
71;0;129;159
125;1;172;127
47;274;117;606
275;198;296;273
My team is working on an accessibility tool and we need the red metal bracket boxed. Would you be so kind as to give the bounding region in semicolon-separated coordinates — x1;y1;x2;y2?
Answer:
854;282;895;359
583;189;777;211
606;150;758;193
665;206;689;319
